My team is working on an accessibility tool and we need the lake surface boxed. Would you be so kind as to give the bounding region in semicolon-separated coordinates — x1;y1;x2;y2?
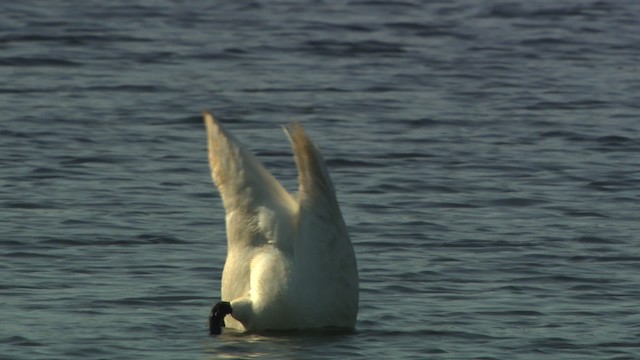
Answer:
2;0;639;359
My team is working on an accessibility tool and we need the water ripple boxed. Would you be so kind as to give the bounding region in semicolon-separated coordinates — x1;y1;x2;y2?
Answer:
1;0;639;358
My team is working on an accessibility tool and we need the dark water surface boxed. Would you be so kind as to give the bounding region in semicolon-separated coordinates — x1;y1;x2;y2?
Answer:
2;1;639;359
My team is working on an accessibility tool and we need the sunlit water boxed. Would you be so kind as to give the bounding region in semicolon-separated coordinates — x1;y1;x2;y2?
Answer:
2;1;639;359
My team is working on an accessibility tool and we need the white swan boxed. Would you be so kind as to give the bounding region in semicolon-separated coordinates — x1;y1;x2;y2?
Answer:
203;112;358;333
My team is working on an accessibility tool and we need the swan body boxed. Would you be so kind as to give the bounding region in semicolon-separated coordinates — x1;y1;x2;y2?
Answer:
204;112;358;332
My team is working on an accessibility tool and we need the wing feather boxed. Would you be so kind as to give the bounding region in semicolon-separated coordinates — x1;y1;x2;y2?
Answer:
285;122;358;323
286;123;339;213
204;112;296;250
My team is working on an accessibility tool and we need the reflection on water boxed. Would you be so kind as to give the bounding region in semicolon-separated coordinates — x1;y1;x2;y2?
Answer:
202;329;358;360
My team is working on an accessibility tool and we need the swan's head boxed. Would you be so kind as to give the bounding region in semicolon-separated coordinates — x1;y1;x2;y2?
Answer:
209;301;232;335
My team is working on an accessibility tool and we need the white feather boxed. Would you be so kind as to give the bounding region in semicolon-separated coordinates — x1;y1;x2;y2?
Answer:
203;112;358;331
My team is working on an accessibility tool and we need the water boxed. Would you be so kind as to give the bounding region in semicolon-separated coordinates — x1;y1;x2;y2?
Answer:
1;0;639;358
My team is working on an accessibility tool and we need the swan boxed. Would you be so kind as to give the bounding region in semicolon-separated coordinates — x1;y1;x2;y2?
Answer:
203;112;358;334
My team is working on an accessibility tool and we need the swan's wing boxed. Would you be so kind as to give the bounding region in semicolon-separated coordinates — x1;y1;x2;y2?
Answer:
285;122;352;251
286;123;339;213
285;122;358;324
204;112;296;250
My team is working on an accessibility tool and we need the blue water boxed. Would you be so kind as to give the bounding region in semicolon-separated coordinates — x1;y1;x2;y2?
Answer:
2;0;639;359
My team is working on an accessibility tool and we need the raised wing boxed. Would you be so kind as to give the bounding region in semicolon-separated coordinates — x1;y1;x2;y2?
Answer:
285;122;351;250
285;123;358;322
286;122;344;216
204;112;296;250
